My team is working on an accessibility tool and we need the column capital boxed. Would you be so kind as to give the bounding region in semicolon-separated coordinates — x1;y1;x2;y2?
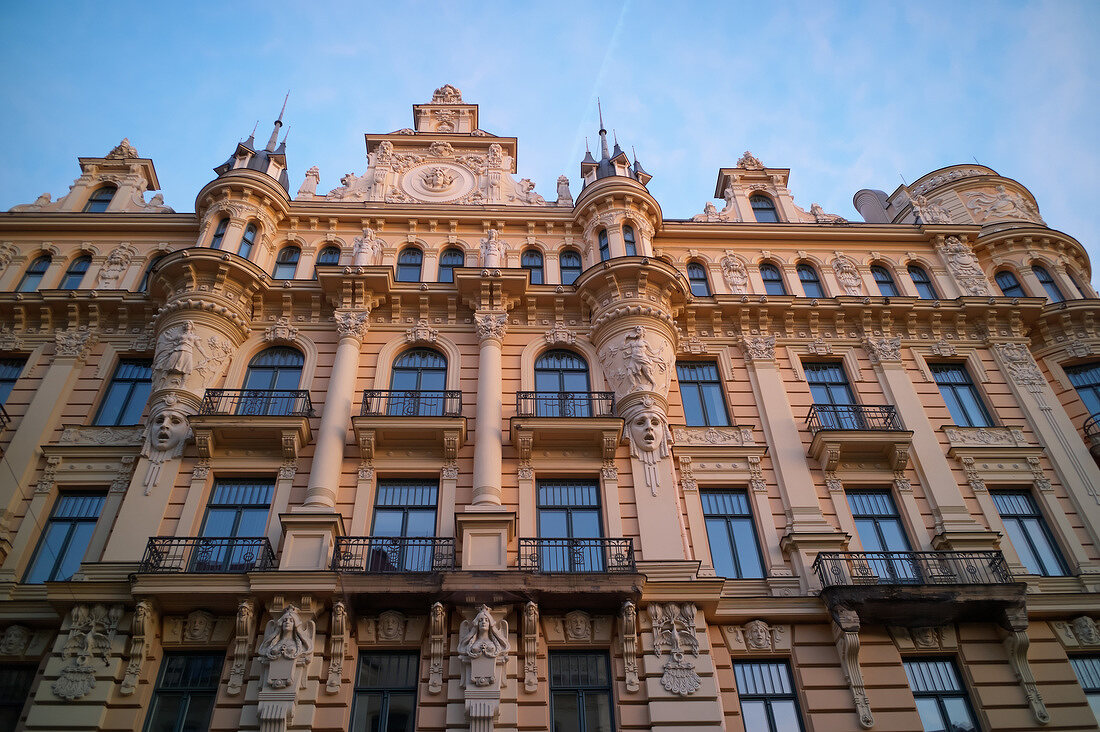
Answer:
474;310;508;344
54;328;96;361
334;308;371;343
741;334;776;363
864;336;902;365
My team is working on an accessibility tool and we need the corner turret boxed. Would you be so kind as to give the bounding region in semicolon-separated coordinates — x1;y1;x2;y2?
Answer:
213;95;291;192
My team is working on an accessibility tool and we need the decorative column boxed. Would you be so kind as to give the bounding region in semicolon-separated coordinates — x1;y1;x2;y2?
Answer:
455;311;514;570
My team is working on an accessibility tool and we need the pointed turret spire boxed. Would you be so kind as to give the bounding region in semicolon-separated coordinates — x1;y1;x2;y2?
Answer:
265;92;289;151
597;98;610;160
579;100;651;188
243;121;258;150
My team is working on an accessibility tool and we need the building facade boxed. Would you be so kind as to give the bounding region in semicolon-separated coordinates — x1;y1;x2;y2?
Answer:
1;85;1099;731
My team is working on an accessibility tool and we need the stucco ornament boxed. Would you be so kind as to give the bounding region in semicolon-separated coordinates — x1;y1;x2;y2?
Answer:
480;229;505;267
121;600;155;695
522;602;538;693
1072;616;1100;645
152;321;232;391
720;252;749;293
107;138;139;159
258;605;315;690
377;610;406;641
95;244;137;288
429;602;447;695
741;619;779;651
556;175;573;206
141;405;191;492
0;624;31;656
737;151;764;170
692;201;724;222
832;254;864;295
564;611;593;642
325;601;349;694
227;599;256;696
475;311;508;343
295;166;320;199
910;193;952;224
9;191;53;212
965;184;1044;224
865;336;902;364
510;178;546;205
53;604;123;701
624;401;671;498
649;603;701;696
937;235;990;296
458;605;510;732
598;325;671;396
995;342;1044;389
741;334;776;362
811;203;848;224
55;328;95;359
433;84;463;103
622;601;640;692
352;227;381;266
334;309;372;343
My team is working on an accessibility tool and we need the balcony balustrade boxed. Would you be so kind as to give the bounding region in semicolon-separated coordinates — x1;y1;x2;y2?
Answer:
518;537;636;574
806;404;913;473
806;404;903;434
191;389;313;458
332;536;456;573
0;403;9;429
813;550;1026;628
515;391;614;418
353;390;466;459
138;536;277;573
360;389;462;417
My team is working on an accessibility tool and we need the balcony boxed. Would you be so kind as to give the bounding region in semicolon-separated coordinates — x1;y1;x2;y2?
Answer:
511;392;622;460
190;389;313;458
333;536;456;573
1085;414;1100;459
353;390;466;459
0;403;9;430
518;537;636;573
813;551;1026;627
806;404;913;472
138;536;277;573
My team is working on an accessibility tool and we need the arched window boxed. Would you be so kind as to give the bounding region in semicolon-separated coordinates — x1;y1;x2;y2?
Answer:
272;246;300;279
560;250;582;286
316;246;341;267
238;224;258;258
995;270;1025;298
598;230;610;261
797;264;824;298
18;255;51;292
871;265;899;297
623;225;637;256
687;262;710;297
749;195;779;223
438;248;464;284
1067;271;1089;299
209;218;229;249
59;255;92;290
521;250;544;285
1033;265;1065;303
389;348;447;416
82;185;116;213
908;265;938;299
760;263;787;296
242;346;305;415
138;254;166;292
534;350;592;416
396;248;423;282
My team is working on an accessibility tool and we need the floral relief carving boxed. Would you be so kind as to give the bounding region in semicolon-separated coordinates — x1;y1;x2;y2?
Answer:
865;336;902;364
995;342;1044;389
671;426;755;447
832;254;863;295
649;603;701;696
55;328;96;359
938;235;990;296
474;311;508;343
334;308;372;342
741;334;776;362
52;604;123;701
720;252;749;293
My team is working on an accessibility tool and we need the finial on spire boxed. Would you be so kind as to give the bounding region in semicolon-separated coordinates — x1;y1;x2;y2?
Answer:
585;137;590;152
597;98;605;133
266;93;288;151
613;129;618;145
277;91;289;123
251;120;259;136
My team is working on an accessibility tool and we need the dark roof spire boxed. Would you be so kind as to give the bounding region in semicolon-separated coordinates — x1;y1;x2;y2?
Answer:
597;98;610;160
265;91;289;151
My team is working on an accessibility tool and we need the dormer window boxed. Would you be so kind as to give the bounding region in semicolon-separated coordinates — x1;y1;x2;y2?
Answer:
623;226;637;256
749;195;779;223
83;185;116;213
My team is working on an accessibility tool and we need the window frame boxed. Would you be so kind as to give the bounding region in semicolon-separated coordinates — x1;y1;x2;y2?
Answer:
351;652;420;732
271;246;301;280
560;249;582;285
749;194;780;223
0;358;26;406
521;249;544;284
438;248;464;284
732;660;806;732
908;265;938;299
930;363;994;428
94;358;153;426
209;217;229;250
760;263;787;296
138;254;166;292
17;255;51;292
797;263;825;298
59;255;92;290
25;492;107;583
238;223;258;259
82;185;116;213
676;361;732;427
1065;362;1100;417
992;490;1067;577
902;658;980;732
142;652;223;732
549;651;616;732
1069;656;1100;724
871;264;900;297
687;261;711;297
995;270;1026;298
396;247;423;282
622;225;637;256
598;229;610;261
1033;264;1065;303
700;489;765;579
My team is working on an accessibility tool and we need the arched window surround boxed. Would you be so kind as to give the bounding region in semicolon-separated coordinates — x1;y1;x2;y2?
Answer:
871;264;900;297
1032;263;1065;303
533;349;593;416
995;269;1027;298
18;254;53;292
687;261;711;297
438;248;465;284
371;335;463;395
622;225;637;256
396;247;423;282
560;249;583;286
797;263;825;298
238;222;258;259
759;262;787;296
521;249;544;285
209;217;229;249
749;194;780;223
82;185;117;213
907;264;938;299
272;246;301;279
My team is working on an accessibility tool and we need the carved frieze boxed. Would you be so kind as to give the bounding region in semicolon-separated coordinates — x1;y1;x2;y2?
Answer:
965;185;1044;225
944;426;1030;448
671;426;755;447
59;425;144;446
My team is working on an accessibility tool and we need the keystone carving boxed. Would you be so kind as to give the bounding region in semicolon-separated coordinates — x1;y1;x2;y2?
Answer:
264;317;299;343
649;603;701;696
406;318;439;344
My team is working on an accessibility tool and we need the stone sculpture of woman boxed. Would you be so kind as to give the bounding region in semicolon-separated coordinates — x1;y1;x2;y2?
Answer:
457;605;509;689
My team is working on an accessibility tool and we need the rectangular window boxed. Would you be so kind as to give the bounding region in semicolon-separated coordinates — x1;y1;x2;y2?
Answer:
701;490;764;579
25;493;105;583
848;491;915;582
0;665;35;731
195;479;274;572
903;658;979;732
733;661;805;732
931;364;993;428
992;491;1066;576
805;362;862;429
1070;656;1100;723
371;481;438;571
143;653;222;732
550;652;614;732
1065;362;1100;416
351;652;418;732
538;481;603;572
0;358;25;406
676;362;730;427
94;359;153;425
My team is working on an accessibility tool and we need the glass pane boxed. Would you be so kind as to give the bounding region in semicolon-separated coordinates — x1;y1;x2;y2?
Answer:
372;510;404;537
180;693;216;732
350;691;383;732
403;510;437;538
942;697;977;731
384;692;416;732
681;385;706;426
855;518;885;551
706;518;736;578
700;384;730;426
877;520;912;553
539;510;568;538
770;700;802;731
731;519;764;578
1022;518;1065;576
201;509;237;537
145;694;184;732
740;700;770;730
583;691;614;732
570;510;601;538
553;692;581;731
1001;519;1042;575
235;508;270;537
1088;694;1100;724
55;522;96;580
914;697;947;732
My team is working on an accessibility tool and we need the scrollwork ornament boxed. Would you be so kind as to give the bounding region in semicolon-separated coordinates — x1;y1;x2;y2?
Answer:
55;328;95;360
994;342;1043;390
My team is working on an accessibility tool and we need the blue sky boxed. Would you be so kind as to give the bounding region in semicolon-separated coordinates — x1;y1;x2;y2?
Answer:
1;2;1097;281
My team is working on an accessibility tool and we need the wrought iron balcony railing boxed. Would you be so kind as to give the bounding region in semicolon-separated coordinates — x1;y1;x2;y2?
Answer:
0;403;9;429
332;536;456;573
518;537;636;573
139;536;277;573
806;404;903;434
515;391;615;418
1084;413;1100;440
813;551;1013;588
360;390;462;417
200;389;313;417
